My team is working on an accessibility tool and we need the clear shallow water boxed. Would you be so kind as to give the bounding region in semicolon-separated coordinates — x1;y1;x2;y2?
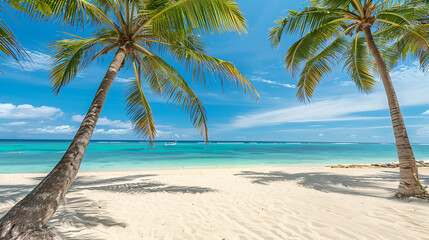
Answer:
1;140;429;173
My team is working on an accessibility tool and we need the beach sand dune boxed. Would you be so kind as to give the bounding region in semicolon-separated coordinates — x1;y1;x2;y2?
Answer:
0;166;428;239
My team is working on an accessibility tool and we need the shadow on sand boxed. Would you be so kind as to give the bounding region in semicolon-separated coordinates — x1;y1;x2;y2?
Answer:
235;170;429;199
0;173;217;239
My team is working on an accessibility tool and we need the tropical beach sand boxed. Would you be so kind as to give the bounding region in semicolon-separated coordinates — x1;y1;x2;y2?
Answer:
0;166;428;240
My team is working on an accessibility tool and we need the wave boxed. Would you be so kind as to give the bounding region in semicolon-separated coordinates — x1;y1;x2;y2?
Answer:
214;142;245;144
0;151;22;154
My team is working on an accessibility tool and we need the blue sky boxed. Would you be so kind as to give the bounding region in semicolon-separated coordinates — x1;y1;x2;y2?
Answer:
2;0;429;143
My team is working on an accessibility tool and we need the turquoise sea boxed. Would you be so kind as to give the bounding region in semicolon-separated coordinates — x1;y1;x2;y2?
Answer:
1;140;429;173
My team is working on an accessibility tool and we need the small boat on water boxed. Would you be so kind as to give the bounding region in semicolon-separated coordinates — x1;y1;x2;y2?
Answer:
165;141;177;146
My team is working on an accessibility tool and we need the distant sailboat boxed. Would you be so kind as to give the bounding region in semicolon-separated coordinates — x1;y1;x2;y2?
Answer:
165;141;177;146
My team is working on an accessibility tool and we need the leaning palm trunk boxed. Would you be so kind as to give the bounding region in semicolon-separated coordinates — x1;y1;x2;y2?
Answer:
363;28;425;197
0;48;126;239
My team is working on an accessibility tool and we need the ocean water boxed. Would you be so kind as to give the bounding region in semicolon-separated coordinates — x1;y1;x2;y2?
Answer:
1;140;429;173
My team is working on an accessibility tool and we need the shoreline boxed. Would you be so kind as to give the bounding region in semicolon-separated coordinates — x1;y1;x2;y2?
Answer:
1;161;428;175
0;163;383;175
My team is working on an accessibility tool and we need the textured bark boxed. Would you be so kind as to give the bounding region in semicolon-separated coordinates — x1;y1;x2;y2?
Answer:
0;48;127;239
363;28;425;197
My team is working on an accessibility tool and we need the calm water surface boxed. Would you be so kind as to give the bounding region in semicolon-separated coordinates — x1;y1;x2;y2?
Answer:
1;140;429;173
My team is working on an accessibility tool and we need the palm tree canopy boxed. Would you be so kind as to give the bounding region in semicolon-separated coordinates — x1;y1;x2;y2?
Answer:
269;0;429;101
50;0;259;142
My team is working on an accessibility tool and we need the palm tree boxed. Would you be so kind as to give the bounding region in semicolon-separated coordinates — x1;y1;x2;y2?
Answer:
269;0;429;198
0;0;258;238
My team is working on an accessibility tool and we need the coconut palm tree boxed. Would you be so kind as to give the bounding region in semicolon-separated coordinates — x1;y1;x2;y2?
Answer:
0;0;258;238
269;0;429;198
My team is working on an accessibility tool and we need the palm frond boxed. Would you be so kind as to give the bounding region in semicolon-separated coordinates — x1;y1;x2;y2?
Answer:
43;0;109;26
135;0;247;38
284;20;347;77
343;34;376;94
139;53;209;141
125;58;157;141
49;31;118;94
167;34;259;99
376;19;429;71
268;7;346;47
375;2;429;28
310;0;360;10
0;19;27;64
297;37;349;101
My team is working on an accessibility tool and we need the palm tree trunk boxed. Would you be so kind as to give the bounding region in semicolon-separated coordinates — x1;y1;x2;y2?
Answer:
0;48;127;239
363;27;425;197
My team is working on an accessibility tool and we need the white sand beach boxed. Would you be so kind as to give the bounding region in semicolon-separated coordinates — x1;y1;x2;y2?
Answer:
0;166;428;240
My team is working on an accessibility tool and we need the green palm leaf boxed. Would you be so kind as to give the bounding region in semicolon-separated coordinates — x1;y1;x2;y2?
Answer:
137;53;209;141
49;32;118;94
284;20;347;77
135;0;247;39
125;60;157;141
167;34;258;98
269;7;346;46
0;18;27;65
343;34;376;94
297;37;349;101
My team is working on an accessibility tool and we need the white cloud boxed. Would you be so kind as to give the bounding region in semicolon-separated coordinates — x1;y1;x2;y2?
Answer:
95;128;131;135
0;103;63;119
318;134;324;137
229;63;429;129
115;77;135;83
415;124;429;136
72;115;133;135
339;81;355;86
277;125;422;133
417;128;429;136
2;121;27;126
422;110;429;115
33;125;76;134
154;126;200;140
72;115;132;128
229;96;387;128
156;129;172;138
250;76;295;88
253;71;269;75
4;50;51;71
71;115;84;122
